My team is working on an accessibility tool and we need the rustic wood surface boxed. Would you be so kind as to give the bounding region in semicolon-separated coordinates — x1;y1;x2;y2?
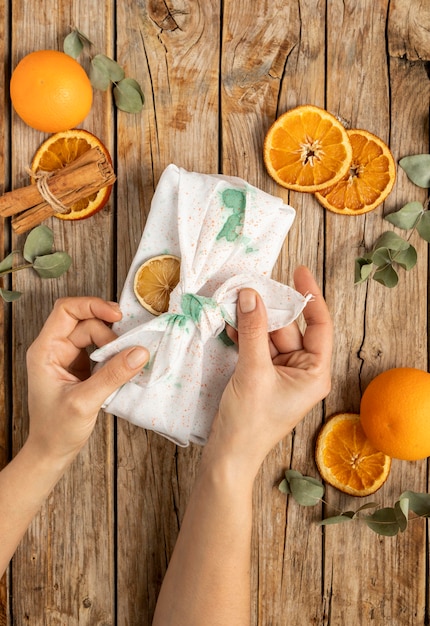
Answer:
0;1;429;624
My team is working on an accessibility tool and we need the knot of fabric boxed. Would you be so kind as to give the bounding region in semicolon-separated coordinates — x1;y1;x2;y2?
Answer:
90;165;305;446
168;288;225;343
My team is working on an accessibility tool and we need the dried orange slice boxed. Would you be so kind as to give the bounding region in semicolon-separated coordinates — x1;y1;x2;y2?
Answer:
31;129;113;220
315;413;391;497
263;104;353;192
133;254;180;315
315;129;396;215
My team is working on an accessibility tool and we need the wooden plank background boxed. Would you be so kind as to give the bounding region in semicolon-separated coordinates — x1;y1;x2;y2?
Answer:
0;0;429;624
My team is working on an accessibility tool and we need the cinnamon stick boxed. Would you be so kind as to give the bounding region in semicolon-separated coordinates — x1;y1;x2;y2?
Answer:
12;177;115;233
0;146;116;233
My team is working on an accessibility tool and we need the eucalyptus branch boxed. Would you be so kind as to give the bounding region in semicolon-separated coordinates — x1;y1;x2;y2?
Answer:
64;28;144;113
279;469;430;537
355;155;430;288
0;225;72;302
0;262;33;276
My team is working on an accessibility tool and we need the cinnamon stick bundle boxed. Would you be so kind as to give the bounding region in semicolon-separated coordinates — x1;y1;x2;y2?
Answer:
0;146;116;234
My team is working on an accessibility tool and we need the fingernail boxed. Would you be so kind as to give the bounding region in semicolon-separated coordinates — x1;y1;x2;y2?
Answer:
239;289;256;313
107;301;121;312
126;347;149;368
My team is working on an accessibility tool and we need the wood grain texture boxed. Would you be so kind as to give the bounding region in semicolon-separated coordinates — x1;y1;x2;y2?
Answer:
388;0;430;60
323;2;429;625
2;0;430;624
9;1;116;624
222;1;327;623
115;1;219;623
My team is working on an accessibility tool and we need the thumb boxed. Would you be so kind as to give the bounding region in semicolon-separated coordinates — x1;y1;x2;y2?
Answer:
235;289;271;371
82;346;149;409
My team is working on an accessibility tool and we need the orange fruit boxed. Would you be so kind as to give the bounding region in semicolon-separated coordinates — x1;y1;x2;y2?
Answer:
315;413;391;496
315;129;396;215
10;50;93;133
133;255;181;315
360;367;430;461
31;129;113;220
263;104;353;192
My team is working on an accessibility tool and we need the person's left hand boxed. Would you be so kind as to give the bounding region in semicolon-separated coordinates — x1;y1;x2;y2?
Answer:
26;297;149;466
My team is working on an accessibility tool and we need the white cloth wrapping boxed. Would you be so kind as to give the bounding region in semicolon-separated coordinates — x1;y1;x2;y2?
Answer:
91;164;311;446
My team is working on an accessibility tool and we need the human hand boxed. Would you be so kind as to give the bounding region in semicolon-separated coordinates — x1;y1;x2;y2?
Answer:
25;297;149;466
204;266;333;478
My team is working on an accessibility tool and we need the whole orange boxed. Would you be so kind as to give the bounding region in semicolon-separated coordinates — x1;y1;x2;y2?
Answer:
10;50;93;132
360;367;430;460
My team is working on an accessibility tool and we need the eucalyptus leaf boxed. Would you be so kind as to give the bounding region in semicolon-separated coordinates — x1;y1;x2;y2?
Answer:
284;469;304;481
371;247;392;268
318;514;353;526
385;202;424;230
74;28;94;47
397;496;410;518
23;225;54;262
416;211;430;243
355;502;379;513
364;507;400;537
0;287;22;302
354;257;373;283
399;154;430;188
400;491;430;517
360;264;373;281
113;78;144;113
33;252;72;278
63;30;84;58
89;58;111;90
394;500;409;532
373;264;398;288
288;476;325;507
374;231;410;252
280;470;305;496
394;245;417;271
0;251;19;273
92;54;125;82
278;478;290;495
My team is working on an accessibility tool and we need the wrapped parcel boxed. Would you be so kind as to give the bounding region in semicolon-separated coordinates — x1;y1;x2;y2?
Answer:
92;164;311;446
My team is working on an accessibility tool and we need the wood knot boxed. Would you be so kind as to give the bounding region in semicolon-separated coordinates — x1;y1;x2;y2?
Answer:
148;0;180;31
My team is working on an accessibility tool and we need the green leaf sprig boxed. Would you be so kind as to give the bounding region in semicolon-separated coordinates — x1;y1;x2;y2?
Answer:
355;154;430;288
0;225;72;302
279;469;430;537
64;28;144;114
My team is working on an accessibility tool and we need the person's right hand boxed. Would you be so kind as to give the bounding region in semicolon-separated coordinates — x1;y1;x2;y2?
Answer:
204;266;333;478
25;296;150;467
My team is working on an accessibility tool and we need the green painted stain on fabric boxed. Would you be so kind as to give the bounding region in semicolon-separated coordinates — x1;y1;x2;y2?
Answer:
216;188;247;242
217;328;236;347
181;293;217;323
165;313;189;329
222;188;246;211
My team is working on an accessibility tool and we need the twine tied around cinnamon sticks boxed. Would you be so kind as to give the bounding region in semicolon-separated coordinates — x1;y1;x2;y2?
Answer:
0;146;116;234
28;169;70;214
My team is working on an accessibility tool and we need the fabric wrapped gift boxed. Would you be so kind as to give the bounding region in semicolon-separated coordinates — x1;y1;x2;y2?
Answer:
92;164;311;446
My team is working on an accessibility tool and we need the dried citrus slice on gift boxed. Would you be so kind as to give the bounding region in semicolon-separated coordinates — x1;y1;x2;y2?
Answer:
315;413;391;497
31;129;113;220
315;129;396;215
263;104;353;192
133;254;181;315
